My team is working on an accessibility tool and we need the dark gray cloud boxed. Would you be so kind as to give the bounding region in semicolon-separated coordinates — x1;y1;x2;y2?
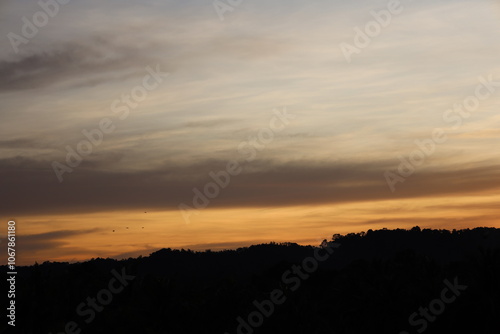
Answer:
1;155;500;216
0;28;289;93
0;228;102;263
0;36;161;92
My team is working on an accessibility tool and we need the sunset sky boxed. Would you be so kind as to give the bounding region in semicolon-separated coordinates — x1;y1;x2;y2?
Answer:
1;0;500;265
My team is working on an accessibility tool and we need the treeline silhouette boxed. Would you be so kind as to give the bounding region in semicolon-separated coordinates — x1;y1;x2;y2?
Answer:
2;226;499;333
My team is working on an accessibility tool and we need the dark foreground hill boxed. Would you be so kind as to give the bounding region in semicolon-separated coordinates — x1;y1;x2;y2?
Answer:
2;226;499;334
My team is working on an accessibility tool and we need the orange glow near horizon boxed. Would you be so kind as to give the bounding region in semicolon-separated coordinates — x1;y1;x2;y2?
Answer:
6;193;500;266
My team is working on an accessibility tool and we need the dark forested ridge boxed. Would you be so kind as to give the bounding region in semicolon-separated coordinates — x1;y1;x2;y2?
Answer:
2;226;500;334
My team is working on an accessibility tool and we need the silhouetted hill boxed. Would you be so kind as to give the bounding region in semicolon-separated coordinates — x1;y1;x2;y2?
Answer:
2;226;499;334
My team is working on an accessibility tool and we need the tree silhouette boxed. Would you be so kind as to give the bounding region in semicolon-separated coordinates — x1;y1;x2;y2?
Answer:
1;226;499;334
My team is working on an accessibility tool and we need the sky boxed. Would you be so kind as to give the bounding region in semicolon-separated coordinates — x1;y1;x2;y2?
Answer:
1;0;500;265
